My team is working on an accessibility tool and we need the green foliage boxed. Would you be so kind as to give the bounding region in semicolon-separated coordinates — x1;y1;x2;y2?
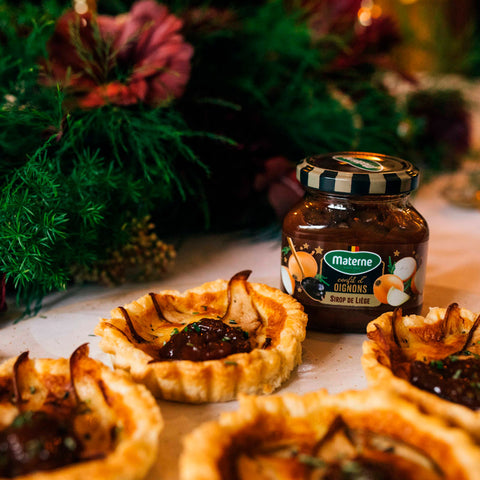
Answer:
0;2;212;309
0;143;130;308
0;5;61;174
0;105;209;308
405;89;470;171
0;102;209;308
0;151;94;311
183;0;402;161
236;1;355;156
57;105;210;204
351;82;404;154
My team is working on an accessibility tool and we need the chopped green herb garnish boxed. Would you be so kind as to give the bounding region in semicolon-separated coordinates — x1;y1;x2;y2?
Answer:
462;350;480;359
297;453;325;469
63;436;77;451
25;438;43;456
430;360;444;369
243;331;249;339
448;355;459;362
222;336;231;342
171;328;179;335
202;305;208;311
186;342;194;347
224;361;237;366
192;323;201;333
229;319;237;324
341;461;364;475
192;312;199;315
453;369;462;379
12;411;34;428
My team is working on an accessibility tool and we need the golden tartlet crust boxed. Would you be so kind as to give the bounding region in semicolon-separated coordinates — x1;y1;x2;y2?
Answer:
94;271;308;403
0;345;162;480
179;388;480;480
362;304;480;438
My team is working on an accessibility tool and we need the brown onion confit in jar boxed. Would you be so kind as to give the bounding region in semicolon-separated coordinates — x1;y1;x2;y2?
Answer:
281;152;429;333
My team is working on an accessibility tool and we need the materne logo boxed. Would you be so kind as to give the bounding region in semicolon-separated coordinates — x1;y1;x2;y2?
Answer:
324;250;381;275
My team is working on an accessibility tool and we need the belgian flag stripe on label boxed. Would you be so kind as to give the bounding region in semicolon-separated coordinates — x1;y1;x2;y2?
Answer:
350;246;360;252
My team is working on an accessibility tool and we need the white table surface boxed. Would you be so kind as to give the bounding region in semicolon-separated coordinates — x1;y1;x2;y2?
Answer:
1;171;480;479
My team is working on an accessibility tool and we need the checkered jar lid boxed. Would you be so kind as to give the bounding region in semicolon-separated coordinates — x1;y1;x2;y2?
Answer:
297;152;420;195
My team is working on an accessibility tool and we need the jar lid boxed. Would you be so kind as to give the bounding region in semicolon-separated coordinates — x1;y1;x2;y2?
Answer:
297;152;420;195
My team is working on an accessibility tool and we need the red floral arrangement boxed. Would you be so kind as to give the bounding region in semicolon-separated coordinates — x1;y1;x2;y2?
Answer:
42;0;193;108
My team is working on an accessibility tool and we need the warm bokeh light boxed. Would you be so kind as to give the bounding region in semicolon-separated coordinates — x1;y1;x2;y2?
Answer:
358;0;382;27
74;0;96;14
358;8;373;26
371;5;383;18
74;1;88;14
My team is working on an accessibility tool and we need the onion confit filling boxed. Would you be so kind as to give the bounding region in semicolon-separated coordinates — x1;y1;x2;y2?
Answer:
410;352;480;410
0;345;118;477
0;411;82;478
382;304;480;410
219;418;442;480
155;318;252;361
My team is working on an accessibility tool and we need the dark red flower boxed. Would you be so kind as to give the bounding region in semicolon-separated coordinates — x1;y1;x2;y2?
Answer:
296;0;402;74
298;0;362;38
41;1;193;108
182;6;237;35
254;157;305;219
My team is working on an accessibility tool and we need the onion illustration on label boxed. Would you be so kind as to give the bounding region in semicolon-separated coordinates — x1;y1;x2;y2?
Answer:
373;256;419;306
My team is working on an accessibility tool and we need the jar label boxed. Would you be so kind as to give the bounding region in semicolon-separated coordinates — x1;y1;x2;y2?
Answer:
281;237;428;311
332;154;383;172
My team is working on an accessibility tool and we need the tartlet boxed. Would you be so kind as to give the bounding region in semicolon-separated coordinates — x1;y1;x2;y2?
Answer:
0;344;162;480
362;303;480;438
94;270;308;403
179;388;480;480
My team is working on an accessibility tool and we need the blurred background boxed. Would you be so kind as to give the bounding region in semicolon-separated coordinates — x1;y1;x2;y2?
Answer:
1;0;479;311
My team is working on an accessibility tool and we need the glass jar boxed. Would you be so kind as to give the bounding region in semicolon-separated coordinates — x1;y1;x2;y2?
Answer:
281;152;429;333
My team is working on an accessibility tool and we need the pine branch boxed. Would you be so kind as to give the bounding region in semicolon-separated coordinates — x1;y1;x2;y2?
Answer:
56;105;210;204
